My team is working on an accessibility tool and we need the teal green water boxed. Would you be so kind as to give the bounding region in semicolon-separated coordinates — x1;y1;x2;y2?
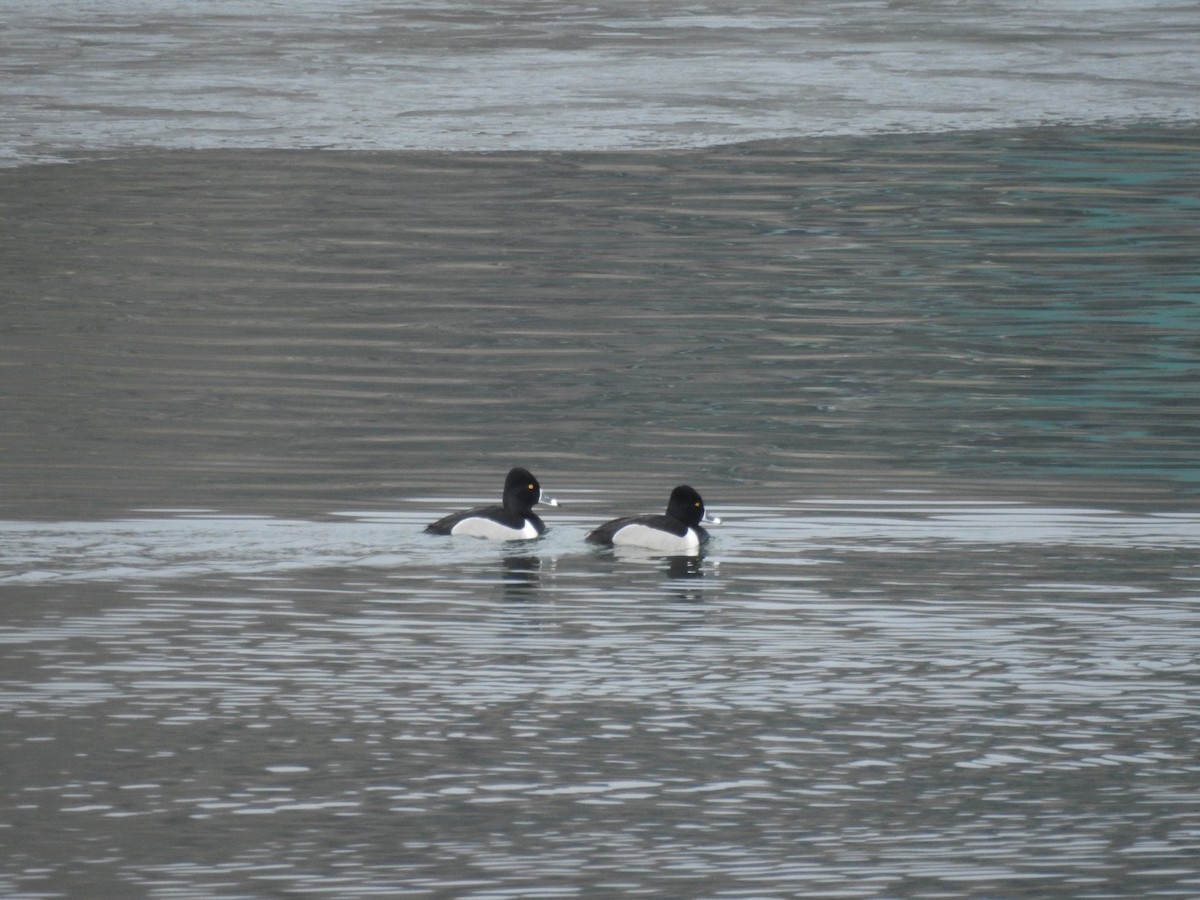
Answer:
2;125;1200;898
3;126;1198;518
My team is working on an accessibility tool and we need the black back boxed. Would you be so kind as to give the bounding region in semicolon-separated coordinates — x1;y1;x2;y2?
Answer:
585;484;710;546
424;467;547;535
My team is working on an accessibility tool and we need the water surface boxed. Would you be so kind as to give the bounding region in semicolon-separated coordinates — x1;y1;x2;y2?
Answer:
4;0;1199;162
3;499;1200;898
2;105;1199;900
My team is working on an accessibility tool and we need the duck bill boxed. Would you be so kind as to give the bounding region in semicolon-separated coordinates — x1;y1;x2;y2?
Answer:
539;490;560;507
702;511;721;525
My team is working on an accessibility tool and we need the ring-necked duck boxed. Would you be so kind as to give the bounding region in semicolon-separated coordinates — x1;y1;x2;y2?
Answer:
424;467;559;541
585;485;720;552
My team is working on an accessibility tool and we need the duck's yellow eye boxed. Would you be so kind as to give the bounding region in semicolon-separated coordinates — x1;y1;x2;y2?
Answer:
528;483;536;490
695;501;701;507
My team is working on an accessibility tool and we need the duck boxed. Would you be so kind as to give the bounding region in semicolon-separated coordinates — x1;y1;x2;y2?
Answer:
585;485;719;553
424;467;559;540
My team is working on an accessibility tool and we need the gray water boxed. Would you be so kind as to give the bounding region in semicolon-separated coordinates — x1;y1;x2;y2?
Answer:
4;2;1200;898
4;125;1199;900
2;501;1199;898
3;0;1200;162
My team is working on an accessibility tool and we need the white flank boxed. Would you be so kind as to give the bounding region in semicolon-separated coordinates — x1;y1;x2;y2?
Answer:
450;517;539;541
611;523;700;553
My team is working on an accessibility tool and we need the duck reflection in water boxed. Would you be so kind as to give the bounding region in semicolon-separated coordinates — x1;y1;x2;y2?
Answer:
607;546;712;602
666;552;709;603
500;552;545;601
666;553;705;581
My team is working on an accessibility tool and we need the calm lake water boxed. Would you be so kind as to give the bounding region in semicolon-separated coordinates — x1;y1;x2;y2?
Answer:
3;123;1199;899
3;2;1200;897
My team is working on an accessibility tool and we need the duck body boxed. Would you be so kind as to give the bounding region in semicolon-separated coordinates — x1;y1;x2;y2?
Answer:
587;514;705;553
586;485;719;553
425;467;558;541
427;504;546;540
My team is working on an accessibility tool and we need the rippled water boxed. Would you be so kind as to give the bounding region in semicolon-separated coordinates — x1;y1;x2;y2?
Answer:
4;0;1199;163
3;499;1200;897
5;127;1200;517
3;13;1200;891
